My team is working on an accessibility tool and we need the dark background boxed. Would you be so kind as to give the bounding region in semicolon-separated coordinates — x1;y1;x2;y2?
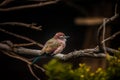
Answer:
0;0;120;80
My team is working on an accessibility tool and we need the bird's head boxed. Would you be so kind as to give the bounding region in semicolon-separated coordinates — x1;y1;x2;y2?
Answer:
53;32;69;40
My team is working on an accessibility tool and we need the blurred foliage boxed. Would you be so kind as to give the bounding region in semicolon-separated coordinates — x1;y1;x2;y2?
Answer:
106;48;120;80
44;49;120;80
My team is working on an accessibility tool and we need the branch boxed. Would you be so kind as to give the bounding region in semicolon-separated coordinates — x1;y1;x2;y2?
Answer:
28;64;41;80
1;50;44;80
14;43;36;47
0;41;120;60
97;1;119;51
102;31;120;43
0;43;45;79
97;14;119;51
0;50;45;71
0;0;60;11
115;0;119;15
0;22;42;31
102;18;107;54
0;0;13;7
0;28;43;48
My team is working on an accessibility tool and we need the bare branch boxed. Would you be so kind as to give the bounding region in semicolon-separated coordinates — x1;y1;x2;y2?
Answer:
0;0;60;11
102;31;120;43
0;42;41;55
14;43;36;47
0;22;42;31
0;49;45;80
0;50;45;71
115;0;118;15
97;1;119;51
0;42;120;60
28;64;41;80
97;14;119;51
0;0;13;7
0;28;43;48
102;18;107;54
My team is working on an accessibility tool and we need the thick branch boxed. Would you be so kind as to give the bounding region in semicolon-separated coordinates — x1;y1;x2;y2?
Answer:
0;42;41;55
0;42;120;60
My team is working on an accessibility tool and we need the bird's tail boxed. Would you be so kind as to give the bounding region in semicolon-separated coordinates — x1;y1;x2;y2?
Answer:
31;56;40;65
31;53;53;65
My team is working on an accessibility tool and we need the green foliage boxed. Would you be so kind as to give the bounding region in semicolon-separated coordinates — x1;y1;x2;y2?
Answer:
44;59;74;80
106;50;120;80
44;49;120;80
44;59;106;80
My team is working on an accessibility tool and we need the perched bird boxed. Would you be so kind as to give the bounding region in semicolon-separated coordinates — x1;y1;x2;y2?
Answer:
32;32;69;64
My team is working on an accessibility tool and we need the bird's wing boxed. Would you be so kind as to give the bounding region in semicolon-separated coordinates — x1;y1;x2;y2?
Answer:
41;38;60;53
53;41;65;54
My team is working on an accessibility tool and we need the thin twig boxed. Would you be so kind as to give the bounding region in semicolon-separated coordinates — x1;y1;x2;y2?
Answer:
0;0;60;11
14;43;36;47
0;28;43;48
0;0;13;6
28;64;41;80
115;0;118;15
0;22;42;31
0;50;45;71
1;50;45;80
102;31;120;43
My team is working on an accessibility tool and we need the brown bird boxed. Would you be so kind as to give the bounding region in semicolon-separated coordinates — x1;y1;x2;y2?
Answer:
32;32;69;64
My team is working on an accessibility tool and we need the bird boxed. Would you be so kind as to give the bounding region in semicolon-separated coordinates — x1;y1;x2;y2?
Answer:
32;32;69;64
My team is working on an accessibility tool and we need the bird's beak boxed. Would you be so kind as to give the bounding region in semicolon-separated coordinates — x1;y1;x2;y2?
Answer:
64;36;70;39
